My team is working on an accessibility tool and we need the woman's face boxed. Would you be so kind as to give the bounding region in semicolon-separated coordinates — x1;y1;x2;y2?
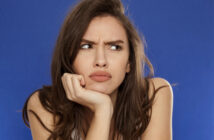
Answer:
72;15;130;95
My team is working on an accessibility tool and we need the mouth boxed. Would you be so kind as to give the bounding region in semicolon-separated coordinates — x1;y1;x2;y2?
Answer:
89;75;111;82
89;70;112;82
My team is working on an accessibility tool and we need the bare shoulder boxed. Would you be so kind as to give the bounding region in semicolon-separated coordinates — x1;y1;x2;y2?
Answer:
150;77;171;87
27;91;52;117
147;77;173;101
27;91;41;110
27;91;54;139
141;77;173;140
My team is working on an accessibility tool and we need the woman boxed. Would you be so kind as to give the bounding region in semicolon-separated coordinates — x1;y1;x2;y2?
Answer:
22;0;173;140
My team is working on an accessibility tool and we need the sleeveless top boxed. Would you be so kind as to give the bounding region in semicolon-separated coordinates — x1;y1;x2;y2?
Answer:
71;129;83;140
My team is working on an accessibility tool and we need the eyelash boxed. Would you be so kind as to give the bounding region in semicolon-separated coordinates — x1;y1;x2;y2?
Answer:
80;44;122;51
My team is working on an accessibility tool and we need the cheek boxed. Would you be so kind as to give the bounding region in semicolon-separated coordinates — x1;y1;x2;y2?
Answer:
111;60;128;81
111;55;129;71
73;56;91;74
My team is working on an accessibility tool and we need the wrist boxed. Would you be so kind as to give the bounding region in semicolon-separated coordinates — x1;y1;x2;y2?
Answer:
95;105;113;118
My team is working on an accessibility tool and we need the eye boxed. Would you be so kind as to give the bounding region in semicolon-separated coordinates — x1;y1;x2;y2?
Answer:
80;44;92;49
110;44;122;51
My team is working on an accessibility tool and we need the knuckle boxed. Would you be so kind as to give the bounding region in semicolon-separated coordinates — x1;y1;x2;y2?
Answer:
75;92;82;98
63;73;72;77
63;72;67;76
78;75;83;79
70;95;75;100
70;93;77;101
66;92;74;100
68;96;74;101
74;74;83;80
71;74;77;78
62;73;67;79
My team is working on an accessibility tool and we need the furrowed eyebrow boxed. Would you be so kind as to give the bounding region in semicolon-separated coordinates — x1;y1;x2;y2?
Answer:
105;40;124;45
81;39;96;45
81;39;124;45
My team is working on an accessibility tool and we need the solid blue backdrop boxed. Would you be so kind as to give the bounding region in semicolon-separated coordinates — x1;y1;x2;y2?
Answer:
0;0;213;139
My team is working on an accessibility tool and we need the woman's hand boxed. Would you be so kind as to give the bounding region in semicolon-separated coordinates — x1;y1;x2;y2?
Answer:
61;73;113;115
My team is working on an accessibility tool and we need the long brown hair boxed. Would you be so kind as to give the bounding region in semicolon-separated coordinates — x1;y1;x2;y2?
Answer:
22;0;163;139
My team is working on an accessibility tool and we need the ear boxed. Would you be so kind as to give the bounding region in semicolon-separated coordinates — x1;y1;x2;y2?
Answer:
126;62;130;73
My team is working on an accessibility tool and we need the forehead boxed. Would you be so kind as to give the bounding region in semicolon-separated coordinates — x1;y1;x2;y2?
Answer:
82;15;128;42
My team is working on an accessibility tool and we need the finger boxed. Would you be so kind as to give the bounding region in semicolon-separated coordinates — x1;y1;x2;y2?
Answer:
61;74;70;95
65;74;76;99
63;73;75;100
72;75;85;98
71;75;93;109
73;74;86;87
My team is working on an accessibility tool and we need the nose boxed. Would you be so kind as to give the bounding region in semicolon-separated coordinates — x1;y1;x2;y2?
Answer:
93;46;108;68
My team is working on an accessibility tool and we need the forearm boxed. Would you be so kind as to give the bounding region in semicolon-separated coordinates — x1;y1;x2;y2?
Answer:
85;107;113;140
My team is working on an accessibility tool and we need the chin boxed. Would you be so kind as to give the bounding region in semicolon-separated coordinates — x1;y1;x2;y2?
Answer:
86;85;111;95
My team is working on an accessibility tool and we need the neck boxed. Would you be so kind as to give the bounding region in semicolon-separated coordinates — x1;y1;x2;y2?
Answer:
84;89;119;139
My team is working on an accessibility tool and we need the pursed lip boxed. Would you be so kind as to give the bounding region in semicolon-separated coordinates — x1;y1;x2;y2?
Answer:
89;70;112;78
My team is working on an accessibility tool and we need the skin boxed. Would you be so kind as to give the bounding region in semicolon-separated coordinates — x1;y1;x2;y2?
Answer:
72;15;130;103
62;15;131;112
61;15;131;139
27;15;173;140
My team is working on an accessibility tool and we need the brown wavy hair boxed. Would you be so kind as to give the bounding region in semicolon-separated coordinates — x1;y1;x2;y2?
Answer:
22;0;165;139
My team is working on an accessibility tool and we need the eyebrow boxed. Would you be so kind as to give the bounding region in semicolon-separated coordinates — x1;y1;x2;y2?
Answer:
81;38;124;45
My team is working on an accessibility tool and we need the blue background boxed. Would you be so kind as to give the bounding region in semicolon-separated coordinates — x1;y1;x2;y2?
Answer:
0;0;213;139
